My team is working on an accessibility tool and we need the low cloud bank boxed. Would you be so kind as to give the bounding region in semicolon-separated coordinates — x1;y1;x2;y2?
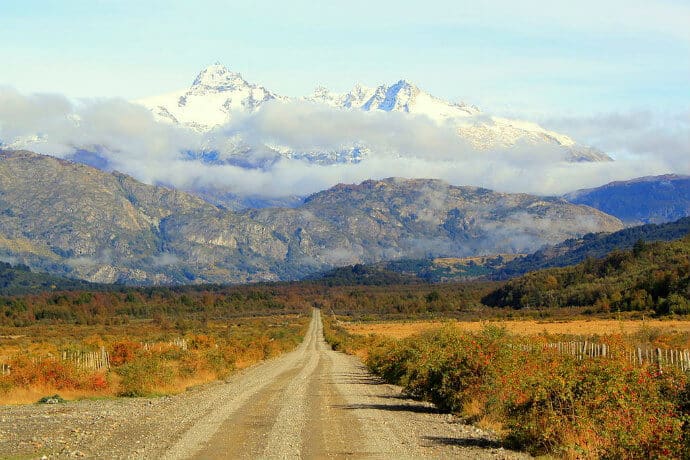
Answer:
544;111;689;166
1;87;687;200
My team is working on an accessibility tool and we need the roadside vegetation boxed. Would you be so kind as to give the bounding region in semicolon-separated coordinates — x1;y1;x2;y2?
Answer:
323;315;690;458
0;310;309;404
319;233;690;457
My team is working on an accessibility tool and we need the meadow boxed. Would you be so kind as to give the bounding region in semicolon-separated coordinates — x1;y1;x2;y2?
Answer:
344;318;690;340
0;279;495;406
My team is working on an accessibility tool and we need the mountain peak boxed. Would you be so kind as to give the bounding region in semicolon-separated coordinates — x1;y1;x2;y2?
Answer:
392;79;417;89
312;85;331;99
374;80;420;112
191;63;249;91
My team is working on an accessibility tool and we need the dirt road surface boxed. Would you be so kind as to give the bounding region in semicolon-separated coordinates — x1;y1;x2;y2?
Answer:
0;310;529;458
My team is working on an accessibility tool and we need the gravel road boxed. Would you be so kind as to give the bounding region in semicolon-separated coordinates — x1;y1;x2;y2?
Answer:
0;309;529;459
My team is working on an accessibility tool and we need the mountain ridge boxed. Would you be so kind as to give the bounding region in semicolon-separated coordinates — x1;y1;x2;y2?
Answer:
564;174;690;224
0;149;622;285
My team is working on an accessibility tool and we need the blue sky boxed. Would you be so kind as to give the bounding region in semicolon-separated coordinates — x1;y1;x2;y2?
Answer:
1;0;688;116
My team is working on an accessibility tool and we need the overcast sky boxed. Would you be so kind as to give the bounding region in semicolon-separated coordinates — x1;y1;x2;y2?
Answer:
1;0;688;116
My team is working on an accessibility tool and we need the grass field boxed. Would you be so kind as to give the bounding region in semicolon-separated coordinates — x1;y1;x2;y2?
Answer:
0;315;309;404
343;318;690;339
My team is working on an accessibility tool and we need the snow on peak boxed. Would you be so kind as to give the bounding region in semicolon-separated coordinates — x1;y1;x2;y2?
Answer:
136;62;280;131
312;85;330;98
307;83;376;109
133;64;610;162
191;63;249;92
377;80;420;112
351;79;480;122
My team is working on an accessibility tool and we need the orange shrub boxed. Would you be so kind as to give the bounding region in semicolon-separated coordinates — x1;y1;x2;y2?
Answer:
1;314;309;401
3;356;91;390
87;372;109;391
189;334;215;350
109;340;142;366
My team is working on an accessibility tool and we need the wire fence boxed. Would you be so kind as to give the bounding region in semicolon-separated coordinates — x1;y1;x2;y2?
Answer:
517;341;690;372
0;337;190;375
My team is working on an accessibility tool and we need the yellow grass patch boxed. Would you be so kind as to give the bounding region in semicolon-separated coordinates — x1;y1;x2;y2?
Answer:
433;254;523;267
344;319;690;338
0;385;119;405
0;235;60;259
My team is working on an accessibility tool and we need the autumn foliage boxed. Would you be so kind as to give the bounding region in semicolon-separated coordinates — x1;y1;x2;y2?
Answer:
325;319;690;458
0;315;309;402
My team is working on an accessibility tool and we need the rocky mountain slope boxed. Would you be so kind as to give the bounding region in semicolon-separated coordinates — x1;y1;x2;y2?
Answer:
565;174;690;224
137;63;611;164
319;216;690;283
0;150;218;284
0;150;622;284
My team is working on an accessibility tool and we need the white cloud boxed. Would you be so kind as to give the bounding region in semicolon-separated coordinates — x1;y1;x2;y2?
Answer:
542;111;690;174
1;88;687;202
150;253;181;266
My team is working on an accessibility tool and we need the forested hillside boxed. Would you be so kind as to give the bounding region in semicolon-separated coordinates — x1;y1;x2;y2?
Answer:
0;262;95;295
483;235;690;314
494;217;690;279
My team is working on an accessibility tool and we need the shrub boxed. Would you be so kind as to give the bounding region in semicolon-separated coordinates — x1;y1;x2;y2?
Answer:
109;340;142;366
1;313;309;401
189;334;215;350
361;325;688;458
87;372;109;391
116;355;175;396
2;356;98;391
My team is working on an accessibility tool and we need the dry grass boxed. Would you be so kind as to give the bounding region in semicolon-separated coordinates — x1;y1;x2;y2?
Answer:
0;314;309;404
434;254;523;267
344;318;690;338
0;385;119;405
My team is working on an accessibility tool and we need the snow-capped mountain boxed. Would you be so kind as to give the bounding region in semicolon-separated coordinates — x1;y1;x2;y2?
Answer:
308;81;608;162
456;117;612;162
136;63;284;131
308;80;480;121
135;63;611;163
